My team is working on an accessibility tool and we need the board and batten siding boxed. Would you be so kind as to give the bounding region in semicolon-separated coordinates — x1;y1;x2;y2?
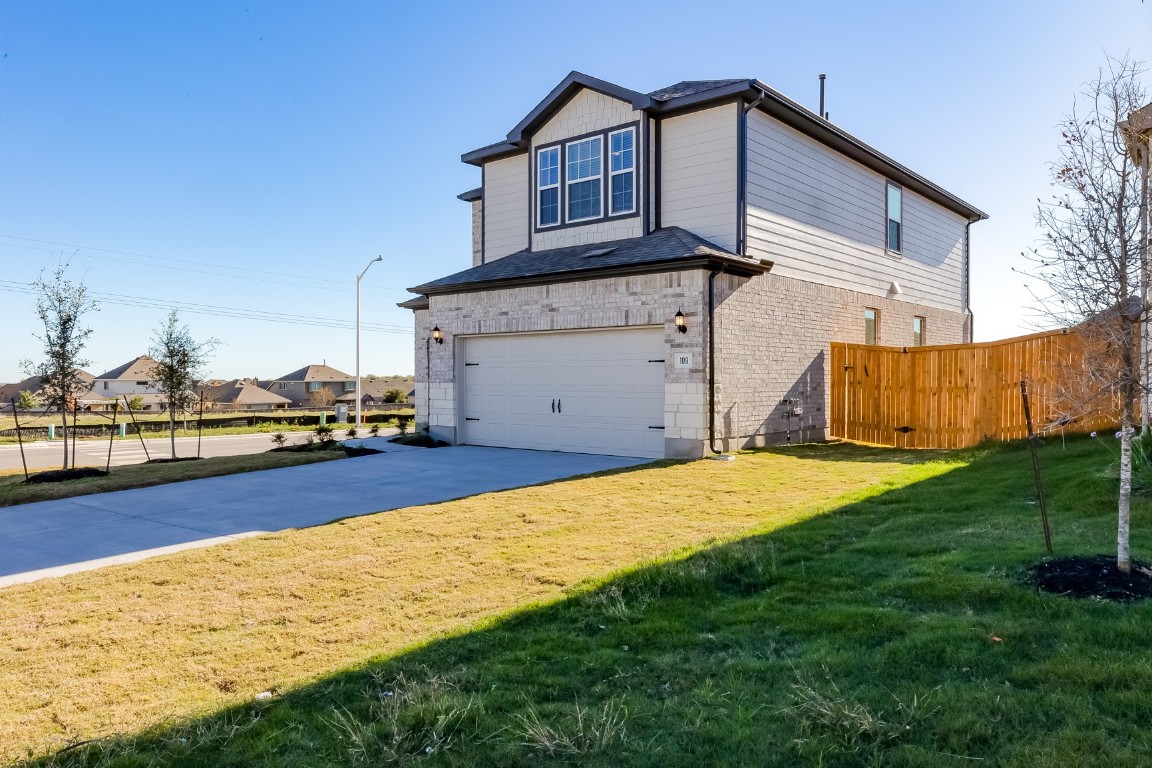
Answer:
530;88;646;251
482;153;529;262
660;102;738;253
744;109;967;312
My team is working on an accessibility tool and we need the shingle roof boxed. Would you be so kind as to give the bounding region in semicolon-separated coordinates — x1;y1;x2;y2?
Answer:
94;356;157;381
271;364;353;383
203;380;293;406
647;79;748;101
409;227;768;295
0;371;95;403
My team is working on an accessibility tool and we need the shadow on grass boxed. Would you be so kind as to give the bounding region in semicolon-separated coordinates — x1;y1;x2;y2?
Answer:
20;436;1152;768
747;439;962;466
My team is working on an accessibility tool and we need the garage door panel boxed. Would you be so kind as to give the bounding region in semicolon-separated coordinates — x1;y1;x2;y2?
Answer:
462;328;667;458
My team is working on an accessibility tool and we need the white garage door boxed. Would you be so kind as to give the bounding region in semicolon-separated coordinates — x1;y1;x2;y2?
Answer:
461;327;666;458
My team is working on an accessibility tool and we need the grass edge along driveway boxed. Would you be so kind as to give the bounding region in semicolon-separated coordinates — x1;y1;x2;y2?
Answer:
1;442;956;763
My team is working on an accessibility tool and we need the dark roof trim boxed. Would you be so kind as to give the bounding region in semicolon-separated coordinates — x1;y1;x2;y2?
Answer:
410;254;771;297
743;80;988;222
457;187;483;202
397;295;430;310
506;71;652;142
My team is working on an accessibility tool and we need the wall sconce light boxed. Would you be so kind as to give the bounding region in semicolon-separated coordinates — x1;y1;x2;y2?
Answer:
674;309;687;334
431;326;444;344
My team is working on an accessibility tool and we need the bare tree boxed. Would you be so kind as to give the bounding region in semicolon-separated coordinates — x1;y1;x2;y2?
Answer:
310;385;336;408
19;268;98;470
1026;57;1148;573
148;310;218;458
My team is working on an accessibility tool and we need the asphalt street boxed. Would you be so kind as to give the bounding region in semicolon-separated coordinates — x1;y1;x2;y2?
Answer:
0;430;393;471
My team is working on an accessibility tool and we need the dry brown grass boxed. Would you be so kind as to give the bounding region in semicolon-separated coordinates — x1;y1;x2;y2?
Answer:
0;444;950;762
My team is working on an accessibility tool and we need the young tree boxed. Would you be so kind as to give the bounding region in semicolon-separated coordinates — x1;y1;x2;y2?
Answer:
1027;57;1148;573
383;387;407;404
148;310;218;458
15;390;39;411
18;268;98;470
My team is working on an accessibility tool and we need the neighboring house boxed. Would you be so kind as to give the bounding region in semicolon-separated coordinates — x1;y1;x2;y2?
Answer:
265;364;356;407
199;379;292;411
0;370;95;411
401;72;986;459
88;355;165;410
335;375;415;406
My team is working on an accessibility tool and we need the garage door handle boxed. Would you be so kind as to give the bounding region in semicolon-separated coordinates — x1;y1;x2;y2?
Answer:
648;359;665;363
557;399;561;413
551;399;555;413
465;417;479;421
648;426;665;430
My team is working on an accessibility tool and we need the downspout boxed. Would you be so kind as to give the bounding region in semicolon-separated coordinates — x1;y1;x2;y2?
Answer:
737;89;767;257
708;267;723;454
965;220;973;342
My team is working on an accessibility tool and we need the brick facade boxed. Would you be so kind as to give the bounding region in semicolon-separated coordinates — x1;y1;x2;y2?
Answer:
412;269;969;457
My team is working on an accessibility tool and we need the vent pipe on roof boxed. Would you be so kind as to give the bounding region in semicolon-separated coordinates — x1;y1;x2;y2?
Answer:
818;74;829;120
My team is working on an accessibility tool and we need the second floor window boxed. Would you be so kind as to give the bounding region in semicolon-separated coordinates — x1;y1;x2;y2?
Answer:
886;183;903;253
308;382;321;392
534;124;638;230
537;147;560;227
609;127;635;215
344;381;357;391
567;137;602;221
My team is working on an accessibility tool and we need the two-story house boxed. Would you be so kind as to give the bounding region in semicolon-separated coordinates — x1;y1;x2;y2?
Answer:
89;355;166;410
264;364;356;408
401;72;986;459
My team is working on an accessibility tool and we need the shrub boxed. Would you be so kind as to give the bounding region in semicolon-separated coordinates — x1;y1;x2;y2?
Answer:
270;432;288;449
1132;430;1152;493
315;423;335;443
397;417;410;436
345;427;358;440
369;424;381;437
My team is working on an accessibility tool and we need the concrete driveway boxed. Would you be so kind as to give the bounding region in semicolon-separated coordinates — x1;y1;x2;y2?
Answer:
0;441;651;587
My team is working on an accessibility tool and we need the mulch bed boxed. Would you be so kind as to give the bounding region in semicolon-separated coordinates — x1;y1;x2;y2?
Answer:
270;442;383;458
389;434;449;448
145;456;205;464
1026;555;1152;601
24;468;109;484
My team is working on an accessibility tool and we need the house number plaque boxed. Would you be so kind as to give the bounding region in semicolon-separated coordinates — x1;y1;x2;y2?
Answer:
674;353;692;369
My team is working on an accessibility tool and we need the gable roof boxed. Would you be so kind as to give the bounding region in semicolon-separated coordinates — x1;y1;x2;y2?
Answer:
94;355;158;381
408;227;771;297
459;72;986;222
202;380;293;406
0;371;96;402
271;364;353;383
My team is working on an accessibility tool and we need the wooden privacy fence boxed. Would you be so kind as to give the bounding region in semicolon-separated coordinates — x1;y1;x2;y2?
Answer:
830;329;1122;449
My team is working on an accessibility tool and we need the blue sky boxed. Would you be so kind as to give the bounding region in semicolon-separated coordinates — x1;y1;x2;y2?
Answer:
1;0;1149;383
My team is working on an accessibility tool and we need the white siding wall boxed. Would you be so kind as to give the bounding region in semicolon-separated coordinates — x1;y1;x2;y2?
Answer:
483;153;529;262
745;109;967;312
531;88;645;251
660;102;738;252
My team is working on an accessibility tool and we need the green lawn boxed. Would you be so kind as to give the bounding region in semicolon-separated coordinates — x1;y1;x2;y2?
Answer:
0;448;345;508
9;436;1152;767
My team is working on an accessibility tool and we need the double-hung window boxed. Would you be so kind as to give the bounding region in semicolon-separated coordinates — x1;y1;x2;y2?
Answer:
566;136;602;221
608;127;635;215
537;147;560;227
886;183;903;253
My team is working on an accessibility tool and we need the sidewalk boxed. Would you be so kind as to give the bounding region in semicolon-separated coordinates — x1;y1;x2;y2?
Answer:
0;441;650;587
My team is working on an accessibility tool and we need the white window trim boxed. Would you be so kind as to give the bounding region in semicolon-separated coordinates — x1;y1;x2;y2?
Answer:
607;127;636;216
565;135;603;223
537;146;561;229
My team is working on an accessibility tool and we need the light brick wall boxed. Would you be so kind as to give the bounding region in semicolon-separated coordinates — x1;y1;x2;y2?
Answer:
413;272;708;452
712;271;970;449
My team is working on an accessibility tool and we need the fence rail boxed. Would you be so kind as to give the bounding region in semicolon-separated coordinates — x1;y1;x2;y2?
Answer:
830;329;1122;449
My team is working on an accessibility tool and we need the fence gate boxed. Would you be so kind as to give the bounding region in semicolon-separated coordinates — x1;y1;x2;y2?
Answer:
830;329;1121;449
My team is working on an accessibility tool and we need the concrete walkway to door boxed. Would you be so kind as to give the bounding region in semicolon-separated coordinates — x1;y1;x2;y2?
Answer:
0;442;651;588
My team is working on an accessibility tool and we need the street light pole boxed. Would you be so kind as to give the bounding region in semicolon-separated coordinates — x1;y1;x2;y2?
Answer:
356;255;383;429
